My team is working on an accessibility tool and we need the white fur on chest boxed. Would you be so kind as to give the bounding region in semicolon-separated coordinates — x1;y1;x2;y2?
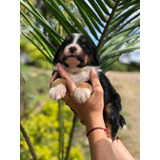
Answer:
54;65;101;85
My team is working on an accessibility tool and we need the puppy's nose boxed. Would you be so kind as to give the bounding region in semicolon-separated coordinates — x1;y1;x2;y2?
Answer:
69;46;77;54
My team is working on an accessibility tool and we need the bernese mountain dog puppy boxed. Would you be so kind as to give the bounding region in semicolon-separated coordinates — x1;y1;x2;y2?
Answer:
49;33;126;140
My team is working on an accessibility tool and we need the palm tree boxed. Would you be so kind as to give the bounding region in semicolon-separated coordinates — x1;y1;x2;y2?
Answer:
20;0;140;159
20;0;140;72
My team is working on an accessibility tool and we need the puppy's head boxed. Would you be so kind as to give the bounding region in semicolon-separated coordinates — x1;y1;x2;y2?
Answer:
53;33;100;68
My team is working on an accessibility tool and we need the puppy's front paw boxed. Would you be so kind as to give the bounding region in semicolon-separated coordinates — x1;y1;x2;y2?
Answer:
49;84;66;100
74;88;91;104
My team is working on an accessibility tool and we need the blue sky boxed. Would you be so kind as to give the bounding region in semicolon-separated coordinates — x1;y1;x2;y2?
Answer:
119;49;140;64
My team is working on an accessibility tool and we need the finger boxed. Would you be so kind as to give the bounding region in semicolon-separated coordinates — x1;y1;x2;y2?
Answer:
50;72;58;87
57;63;76;94
90;69;102;89
90;69;104;97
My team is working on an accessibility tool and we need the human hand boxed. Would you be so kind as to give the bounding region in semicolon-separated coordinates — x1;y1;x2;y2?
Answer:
49;72;58;87
56;63;105;132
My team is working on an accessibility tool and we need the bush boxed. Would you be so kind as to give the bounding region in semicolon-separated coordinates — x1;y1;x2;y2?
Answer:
20;100;84;160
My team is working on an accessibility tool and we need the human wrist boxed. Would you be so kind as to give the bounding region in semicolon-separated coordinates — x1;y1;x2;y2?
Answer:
85;116;106;133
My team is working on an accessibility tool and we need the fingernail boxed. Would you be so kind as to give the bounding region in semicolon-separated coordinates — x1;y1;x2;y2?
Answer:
92;68;97;75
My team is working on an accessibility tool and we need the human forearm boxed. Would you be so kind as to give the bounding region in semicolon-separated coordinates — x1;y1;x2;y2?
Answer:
51;65;134;160
112;139;135;160
86;118;117;160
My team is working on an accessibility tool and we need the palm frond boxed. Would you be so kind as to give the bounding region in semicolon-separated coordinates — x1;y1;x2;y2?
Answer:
20;0;140;71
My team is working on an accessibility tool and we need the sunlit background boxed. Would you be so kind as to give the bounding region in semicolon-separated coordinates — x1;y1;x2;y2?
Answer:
20;0;140;159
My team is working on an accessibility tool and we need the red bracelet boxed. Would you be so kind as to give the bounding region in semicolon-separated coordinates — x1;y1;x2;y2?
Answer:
86;127;109;137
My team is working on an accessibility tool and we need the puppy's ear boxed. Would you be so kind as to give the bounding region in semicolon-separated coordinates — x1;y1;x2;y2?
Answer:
53;38;67;65
53;47;60;65
92;46;100;65
96;54;100;65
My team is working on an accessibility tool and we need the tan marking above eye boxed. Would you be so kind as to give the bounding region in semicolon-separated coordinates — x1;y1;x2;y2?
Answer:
66;36;70;41
81;38;87;43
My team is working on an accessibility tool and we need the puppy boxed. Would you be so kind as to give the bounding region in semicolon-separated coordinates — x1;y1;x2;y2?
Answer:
49;33;126;140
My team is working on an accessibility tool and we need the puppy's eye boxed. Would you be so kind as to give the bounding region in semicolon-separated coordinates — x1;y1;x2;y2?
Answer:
81;43;90;49
81;43;86;47
66;41;70;44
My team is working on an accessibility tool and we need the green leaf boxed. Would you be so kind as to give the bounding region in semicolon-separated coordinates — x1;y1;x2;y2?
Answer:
107;6;140;36
88;0;108;21
118;0;139;10
22;32;52;64
119;0;140;7
113;19;140;37
74;0;99;40
20;0;62;46
127;39;140;48
101;46;140;60
96;0;110;15
43;0;78;34
96;0;121;51
104;0;114;8
115;12;140;34
20;10;56;54
21;19;54;59
80;0;105;27
79;0;103;33
50;0;68;20
103;17;140;46
25;0;47;22
101;57;119;73
101;34;140;54
114;3;139;21
56;0;94;44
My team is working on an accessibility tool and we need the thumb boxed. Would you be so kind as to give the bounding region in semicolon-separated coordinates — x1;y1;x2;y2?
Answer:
90;69;101;88
57;63;76;95
90;69;103;95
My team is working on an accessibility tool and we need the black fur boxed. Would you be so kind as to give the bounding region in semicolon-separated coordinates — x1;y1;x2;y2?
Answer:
52;33;126;140
98;72;126;139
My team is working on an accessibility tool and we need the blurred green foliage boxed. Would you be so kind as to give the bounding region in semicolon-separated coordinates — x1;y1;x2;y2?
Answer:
20;64;84;159
110;61;140;72
20;100;84;160
20;64;50;116
20;0;140;158
20;36;53;69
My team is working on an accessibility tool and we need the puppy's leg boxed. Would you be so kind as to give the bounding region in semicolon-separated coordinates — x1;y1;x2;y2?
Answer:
74;82;93;104
103;103;113;140
49;78;66;100
104;93;124;140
